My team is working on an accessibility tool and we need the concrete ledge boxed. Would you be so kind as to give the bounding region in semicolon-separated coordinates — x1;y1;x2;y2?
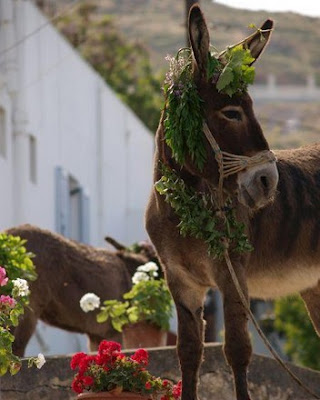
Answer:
1;344;320;400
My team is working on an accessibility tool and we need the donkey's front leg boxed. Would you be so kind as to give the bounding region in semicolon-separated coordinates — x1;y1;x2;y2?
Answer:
216;266;252;400
167;269;207;400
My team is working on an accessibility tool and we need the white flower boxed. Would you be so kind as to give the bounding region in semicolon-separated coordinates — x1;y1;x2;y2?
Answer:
137;262;158;273
132;271;150;285
35;353;46;369
12;278;30;297
80;293;100;313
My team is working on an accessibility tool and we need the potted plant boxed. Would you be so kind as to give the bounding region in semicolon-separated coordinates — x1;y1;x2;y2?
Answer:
0;232;45;374
70;339;182;400
80;262;173;348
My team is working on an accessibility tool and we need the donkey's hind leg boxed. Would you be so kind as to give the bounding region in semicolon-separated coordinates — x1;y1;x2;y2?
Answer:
216;265;252;400
166;269;208;400
12;307;38;357
301;280;320;336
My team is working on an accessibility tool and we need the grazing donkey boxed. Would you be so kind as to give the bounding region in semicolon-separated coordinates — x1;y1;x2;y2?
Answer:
6;224;152;356
146;5;320;400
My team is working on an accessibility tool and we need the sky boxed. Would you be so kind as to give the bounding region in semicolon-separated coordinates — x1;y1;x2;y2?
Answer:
215;0;320;18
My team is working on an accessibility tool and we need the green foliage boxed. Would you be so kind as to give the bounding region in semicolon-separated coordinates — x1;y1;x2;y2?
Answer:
97;300;130;331
155;164;253;258
217;45;255;96
207;52;220;81
274;296;320;370
0;233;37;376
90;356;163;394
0;234;36;294
164;52;207;170
97;265;173;332
56;3;163;132
0;327;20;376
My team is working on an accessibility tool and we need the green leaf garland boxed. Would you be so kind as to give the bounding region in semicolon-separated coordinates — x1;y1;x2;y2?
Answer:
155;164;253;259
164;50;207;171
217;45;255;96
158;37;257;258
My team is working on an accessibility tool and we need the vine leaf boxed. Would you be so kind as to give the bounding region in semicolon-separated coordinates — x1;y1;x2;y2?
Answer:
216;66;233;92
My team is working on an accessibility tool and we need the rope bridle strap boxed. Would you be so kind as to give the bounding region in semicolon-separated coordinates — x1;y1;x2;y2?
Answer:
202;122;320;399
203;122;276;208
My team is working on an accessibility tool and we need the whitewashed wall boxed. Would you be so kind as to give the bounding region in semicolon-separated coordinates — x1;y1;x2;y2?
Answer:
0;0;154;355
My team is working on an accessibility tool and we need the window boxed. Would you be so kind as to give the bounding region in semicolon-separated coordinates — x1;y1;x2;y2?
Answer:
29;135;37;183
0;108;6;158
69;176;90;243
55;167;90;243
69;176;81;241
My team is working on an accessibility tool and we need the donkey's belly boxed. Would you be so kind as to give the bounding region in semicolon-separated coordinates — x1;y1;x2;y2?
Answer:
247;264;320;299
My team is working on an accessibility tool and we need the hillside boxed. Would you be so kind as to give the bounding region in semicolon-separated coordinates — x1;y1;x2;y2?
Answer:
92;0;320;85
43;0;320;147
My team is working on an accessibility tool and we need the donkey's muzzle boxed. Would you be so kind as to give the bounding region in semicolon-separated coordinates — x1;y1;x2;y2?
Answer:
237;161;279;210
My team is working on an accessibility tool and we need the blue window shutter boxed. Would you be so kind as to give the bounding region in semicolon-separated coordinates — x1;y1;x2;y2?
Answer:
55;166;70;237
79;187;90;244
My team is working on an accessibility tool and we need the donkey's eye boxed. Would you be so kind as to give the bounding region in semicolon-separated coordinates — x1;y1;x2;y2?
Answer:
222;110;242;121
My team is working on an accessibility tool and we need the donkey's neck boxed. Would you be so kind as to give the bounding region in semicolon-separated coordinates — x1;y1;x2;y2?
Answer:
251;143;320;261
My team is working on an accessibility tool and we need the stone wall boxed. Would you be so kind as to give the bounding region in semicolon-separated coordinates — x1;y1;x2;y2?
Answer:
1;344;320;400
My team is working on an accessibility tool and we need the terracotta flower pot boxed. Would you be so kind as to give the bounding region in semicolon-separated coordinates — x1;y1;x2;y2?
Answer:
78;393;150;400
122;321;167;349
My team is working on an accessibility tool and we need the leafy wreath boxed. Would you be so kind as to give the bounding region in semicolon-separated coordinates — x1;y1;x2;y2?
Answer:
155;41;256;258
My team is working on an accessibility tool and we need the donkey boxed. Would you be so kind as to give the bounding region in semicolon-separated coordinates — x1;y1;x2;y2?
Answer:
6;224;152;356
146;5;320;400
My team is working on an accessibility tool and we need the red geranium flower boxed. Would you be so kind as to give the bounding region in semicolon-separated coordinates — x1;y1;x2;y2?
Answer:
79;355;97;374
70;340;181;399
70;352;86;370
98;340;121;356
96;352;111;365
131;348;149;366
72;375;84;394
82;375;94;386
172;381;182;399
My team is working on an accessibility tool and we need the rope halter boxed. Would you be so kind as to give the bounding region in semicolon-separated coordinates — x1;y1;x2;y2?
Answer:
203;122;277;208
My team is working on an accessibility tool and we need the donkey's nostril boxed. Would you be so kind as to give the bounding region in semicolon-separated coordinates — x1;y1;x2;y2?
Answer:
260;175;268;189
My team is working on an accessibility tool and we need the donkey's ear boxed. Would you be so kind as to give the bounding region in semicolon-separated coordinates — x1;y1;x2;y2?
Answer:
244;19;274;64
188;5;210;77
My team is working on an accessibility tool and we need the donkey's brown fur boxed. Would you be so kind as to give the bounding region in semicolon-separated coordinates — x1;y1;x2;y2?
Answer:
145;5;320;400
6;224;152;357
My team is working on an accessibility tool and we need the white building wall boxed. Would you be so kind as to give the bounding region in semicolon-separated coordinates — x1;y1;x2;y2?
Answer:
101;90;130;244
0;88;13;228
126;114;154;244
0;0;154;355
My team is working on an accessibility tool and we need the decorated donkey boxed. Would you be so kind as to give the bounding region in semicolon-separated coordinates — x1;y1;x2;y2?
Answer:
6;224;153;356
146;4;320;400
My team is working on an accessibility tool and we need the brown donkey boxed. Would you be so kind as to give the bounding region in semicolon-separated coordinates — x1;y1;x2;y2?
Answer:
6;224;152;356
146;5;320;400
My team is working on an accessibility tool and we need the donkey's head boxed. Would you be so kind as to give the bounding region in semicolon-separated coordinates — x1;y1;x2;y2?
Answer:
170;5;278;210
